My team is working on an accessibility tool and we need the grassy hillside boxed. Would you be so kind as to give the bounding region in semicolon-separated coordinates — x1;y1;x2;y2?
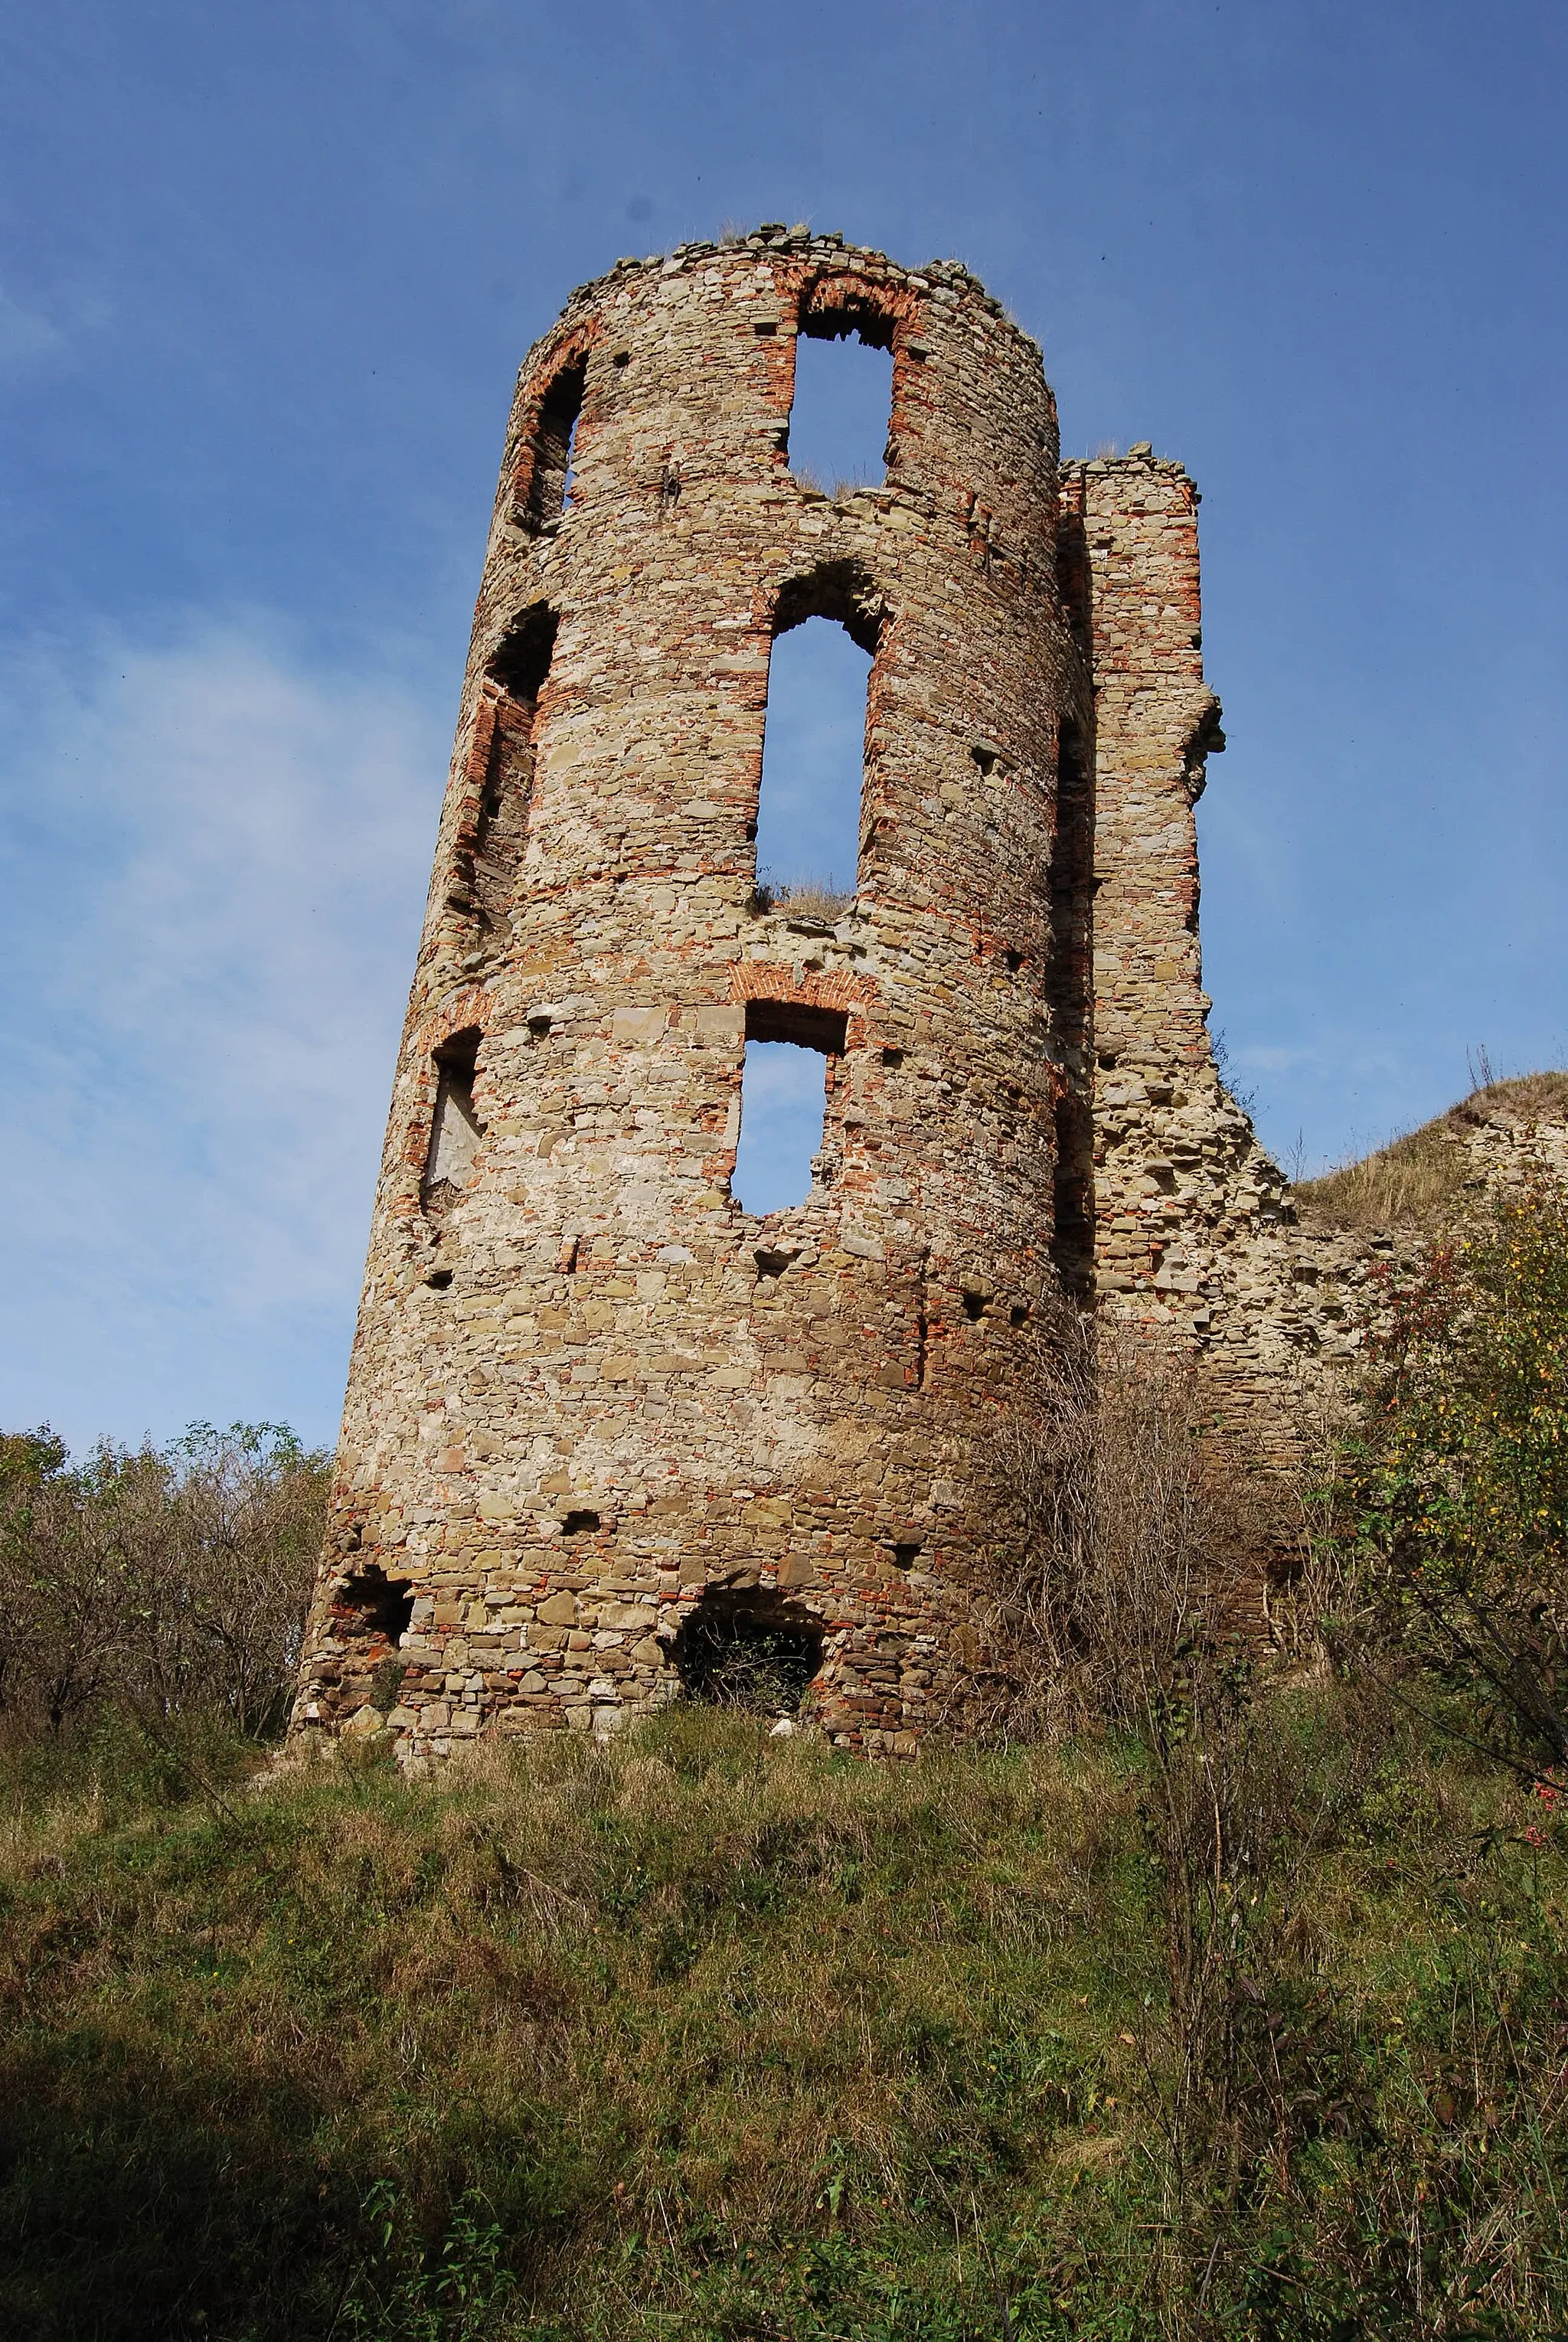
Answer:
1295;1071;1568;1232
3;1700;1566;2340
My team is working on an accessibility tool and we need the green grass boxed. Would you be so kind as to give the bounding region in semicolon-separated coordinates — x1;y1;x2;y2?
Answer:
2;1700;1566;2339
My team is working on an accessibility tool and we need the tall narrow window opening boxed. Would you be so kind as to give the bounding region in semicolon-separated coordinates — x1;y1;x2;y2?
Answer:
754;566;880;916
1047;717;1096;1290
423;1027;483;1217
754;621;870;914
732;1000;847;1217
786;304;894;492
525;358;586;528
469;606;557;933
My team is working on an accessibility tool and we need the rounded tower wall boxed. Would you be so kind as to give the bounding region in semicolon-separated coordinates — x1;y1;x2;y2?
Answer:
296;234;1080;1760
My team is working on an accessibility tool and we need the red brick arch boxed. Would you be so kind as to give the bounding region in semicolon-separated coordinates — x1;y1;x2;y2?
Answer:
729;959;879;1054
399;985;495;1172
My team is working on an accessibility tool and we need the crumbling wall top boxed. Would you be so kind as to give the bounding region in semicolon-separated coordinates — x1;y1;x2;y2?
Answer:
522;229;1042;381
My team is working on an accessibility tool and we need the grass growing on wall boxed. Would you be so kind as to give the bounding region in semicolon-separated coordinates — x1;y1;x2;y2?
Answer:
1297;1071;1568;1232
2;1700;1566;2341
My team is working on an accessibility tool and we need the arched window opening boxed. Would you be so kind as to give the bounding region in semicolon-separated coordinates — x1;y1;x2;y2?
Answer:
754;621;870;916
733;1001;846;1217
470;606;557;933
423;1027;483;1217
786;297;895;492
525;358;586;528
671;1586;825;1715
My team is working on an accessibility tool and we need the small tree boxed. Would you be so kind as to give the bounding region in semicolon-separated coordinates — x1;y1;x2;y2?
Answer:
0;1422;328;1746
0;1426;124;1734
993;1316;1321;2278
990;1309;1288;1729
1340;1162;1568;1774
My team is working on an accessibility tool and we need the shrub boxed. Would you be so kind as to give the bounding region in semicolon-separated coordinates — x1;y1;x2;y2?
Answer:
988;1310;1301;1731
1336;1161;1568;1775
0;1419;328;1749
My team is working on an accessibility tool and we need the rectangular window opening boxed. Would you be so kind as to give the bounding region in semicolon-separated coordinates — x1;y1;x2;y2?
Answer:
423;1029;484;1215
786;314;894;494
731;1002;846;1216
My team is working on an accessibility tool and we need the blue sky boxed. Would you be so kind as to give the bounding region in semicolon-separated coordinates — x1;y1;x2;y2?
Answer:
2;0;1564;1449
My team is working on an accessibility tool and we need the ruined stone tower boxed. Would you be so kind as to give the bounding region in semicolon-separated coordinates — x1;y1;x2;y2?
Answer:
293;229;1233;1762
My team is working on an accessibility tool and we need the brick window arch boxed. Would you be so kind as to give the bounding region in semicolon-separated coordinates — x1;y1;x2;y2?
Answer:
451;605;558;936
513;349;590;533
786;279;900;491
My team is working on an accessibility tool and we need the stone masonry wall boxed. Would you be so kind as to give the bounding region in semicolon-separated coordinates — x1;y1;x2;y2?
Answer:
1064;452;1568;1449
293;230;1083;1762
294;235;1560;1762
1059;452;1315;1442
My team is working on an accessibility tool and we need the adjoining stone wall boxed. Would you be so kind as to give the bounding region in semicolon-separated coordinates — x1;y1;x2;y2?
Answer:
1066;448;1568;1442
1056;452;1315;1445
293;230;1086;1762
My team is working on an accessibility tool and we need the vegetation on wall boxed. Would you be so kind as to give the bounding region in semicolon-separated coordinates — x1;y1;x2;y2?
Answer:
1295;1072;1568;1232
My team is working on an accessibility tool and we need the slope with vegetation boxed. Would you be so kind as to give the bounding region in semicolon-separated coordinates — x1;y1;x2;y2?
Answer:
1295;1071;1568;1234
2;1100;1567;2339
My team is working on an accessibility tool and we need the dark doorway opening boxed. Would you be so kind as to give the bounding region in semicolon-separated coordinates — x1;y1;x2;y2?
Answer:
671;1587;825;1715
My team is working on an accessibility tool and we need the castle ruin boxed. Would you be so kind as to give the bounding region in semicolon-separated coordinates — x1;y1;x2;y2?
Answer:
292;230;1345;1762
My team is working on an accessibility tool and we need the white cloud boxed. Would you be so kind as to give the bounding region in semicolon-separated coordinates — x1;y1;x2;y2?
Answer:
0;619;444;1445
0;283;63;372
0;276;110;380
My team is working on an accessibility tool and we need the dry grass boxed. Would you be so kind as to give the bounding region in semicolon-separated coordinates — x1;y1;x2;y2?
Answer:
786;459;877;501
1295;1070;1568;1233
752;874;854;922
985;1310;1306;1731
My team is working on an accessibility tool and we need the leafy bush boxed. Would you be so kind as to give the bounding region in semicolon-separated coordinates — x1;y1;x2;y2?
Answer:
0;1419;327;1749
1336;1164;1568;1774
